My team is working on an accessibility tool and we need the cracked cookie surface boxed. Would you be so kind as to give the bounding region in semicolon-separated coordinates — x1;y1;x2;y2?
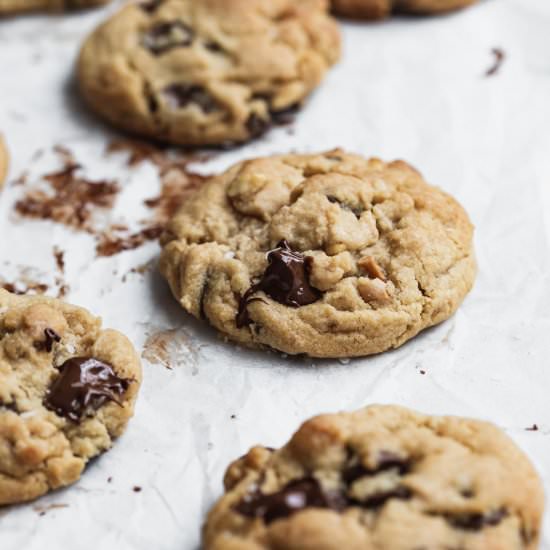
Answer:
203;405;544;550
0;136;7;188
0;0;109;15
77;0;340;147
332;0;477;19
0;289;142;505
160;150;476;358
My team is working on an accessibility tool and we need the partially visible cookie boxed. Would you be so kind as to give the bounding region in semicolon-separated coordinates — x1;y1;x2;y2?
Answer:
0;289;142;505
160;149;476;358
77;0;340;147
332;0;477;19
0;0;109;15
203;405;544;550
0;136;7;188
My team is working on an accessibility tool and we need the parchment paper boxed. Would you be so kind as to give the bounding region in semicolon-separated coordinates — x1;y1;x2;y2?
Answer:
0;0;549;548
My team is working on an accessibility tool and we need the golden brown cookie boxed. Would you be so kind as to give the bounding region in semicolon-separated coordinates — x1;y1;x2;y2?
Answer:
0;289;142;505
160;150;476;358
77;0;341;147
204;405;544;550
332;0;477;19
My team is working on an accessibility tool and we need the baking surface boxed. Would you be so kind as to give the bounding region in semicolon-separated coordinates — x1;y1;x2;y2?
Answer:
1;0;549;548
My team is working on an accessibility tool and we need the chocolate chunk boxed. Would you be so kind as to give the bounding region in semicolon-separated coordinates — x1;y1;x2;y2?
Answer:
246;113;270;139
359;486;412;509
235;478;344;524
142;22;194;55
236;240;321;328
326;195;363;218
37;328;61;352
139;0;162;13
343;451;410;483
447;508;508;531
162;84;219;113
45;357;130;422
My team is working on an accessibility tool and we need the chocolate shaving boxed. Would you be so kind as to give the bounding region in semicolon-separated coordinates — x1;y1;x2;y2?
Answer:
485;48;505;77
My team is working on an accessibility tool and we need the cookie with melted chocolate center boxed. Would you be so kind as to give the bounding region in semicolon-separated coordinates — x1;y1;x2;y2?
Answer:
0;289;141;505
160;149;476;358
203;405;544;550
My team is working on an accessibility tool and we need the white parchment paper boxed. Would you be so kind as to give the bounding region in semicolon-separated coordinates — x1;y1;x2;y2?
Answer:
1;0;549;548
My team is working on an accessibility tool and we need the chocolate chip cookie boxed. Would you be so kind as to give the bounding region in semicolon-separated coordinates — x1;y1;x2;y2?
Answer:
0;289;142;505
332;0;477;19
0;0;109;15
203;405;544;550
0;136;7;188
160;150;476;358
77;0;340;147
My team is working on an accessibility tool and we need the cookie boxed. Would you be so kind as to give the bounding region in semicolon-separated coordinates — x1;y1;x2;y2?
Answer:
332;0;477;19
0;289;142;505
0;136;7;188
203;405;544;550
160;150;476;358
0;0;109;15
77;0;340;147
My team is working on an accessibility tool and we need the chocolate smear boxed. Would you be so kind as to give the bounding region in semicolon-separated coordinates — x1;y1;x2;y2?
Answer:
15;162;119;233
45;357;130;422
235;478;344;524
236;240;321;328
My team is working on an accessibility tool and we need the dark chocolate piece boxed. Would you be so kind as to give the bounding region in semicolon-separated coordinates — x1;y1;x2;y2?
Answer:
270;103;300;126
162;84;219;113
235;478;343;524
343;451;410;484
45;357;130;422
358;486;412;509
446;508;508;531
42;328;61;352
142;22;194;55
236;240;321;328
246;113;270;139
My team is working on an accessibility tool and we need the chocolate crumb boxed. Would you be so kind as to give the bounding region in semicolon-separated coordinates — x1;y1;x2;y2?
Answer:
485;48;505;77
133;486;142;493
53;247;65;273
526;424;539;432
420;369;426;375
107;477;113;483
15;160;119;232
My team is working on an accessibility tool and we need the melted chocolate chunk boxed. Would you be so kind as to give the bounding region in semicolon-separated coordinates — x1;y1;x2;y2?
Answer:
246;113;270;139
446;508;508;531
162;84;218;113
45;357;130;422
37;328;61;352
142;21;194;55
236;240;321;328
235;478;344;524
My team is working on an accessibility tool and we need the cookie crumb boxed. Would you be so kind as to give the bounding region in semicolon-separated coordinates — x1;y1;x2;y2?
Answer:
485;48;505;77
